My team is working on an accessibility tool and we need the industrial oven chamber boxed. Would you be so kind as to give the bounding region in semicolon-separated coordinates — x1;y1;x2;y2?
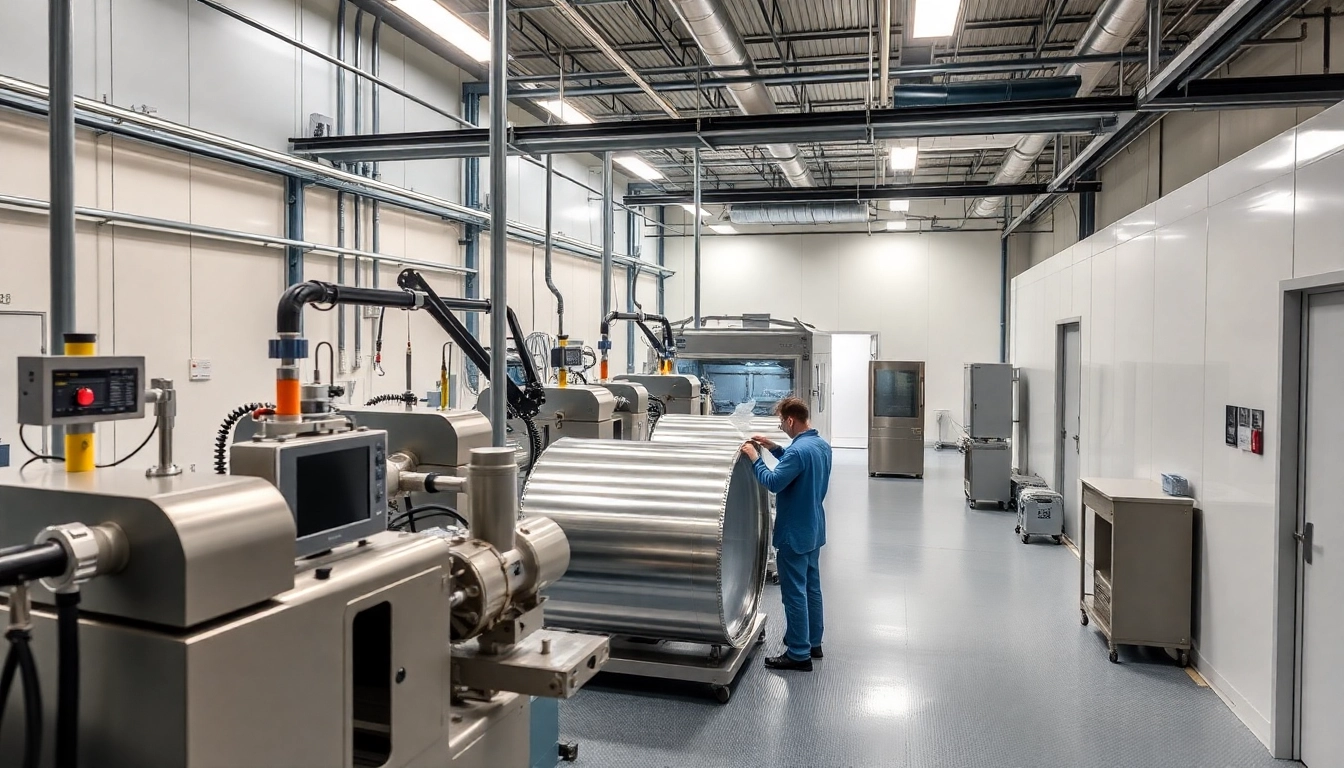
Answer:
868;360;925;478
666;315;832;440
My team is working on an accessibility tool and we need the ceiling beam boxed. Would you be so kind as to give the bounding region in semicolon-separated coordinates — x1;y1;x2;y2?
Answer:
624;180;1103;206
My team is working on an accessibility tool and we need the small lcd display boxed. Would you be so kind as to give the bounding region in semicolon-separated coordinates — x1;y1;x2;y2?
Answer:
294;446;372;538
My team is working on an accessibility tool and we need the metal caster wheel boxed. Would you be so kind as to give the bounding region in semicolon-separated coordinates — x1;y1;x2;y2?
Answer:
711;685;732;704
1177;650;1190;668
999;501;1008;511
1108;649;1119;664
1015;525;1021;534
1053;535;1063;545
1080;611;1089;626
968;500;977;509
1021;534;1030;544
558;742;580;762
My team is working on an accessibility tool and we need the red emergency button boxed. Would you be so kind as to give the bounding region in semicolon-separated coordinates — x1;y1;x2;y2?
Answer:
75;387;95;407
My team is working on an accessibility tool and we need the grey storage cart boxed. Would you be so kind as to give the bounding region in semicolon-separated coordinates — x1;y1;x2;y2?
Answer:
1016;488;1062;544
964;440;1012;509
1078;478;1195;665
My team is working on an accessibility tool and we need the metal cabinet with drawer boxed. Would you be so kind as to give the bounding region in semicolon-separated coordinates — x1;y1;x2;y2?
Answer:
1078;478;1195;665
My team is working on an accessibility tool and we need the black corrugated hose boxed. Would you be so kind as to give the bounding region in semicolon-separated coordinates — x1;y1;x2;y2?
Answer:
517;411;542;475
214;403;274;475
647;396;667;428
0;625;43;768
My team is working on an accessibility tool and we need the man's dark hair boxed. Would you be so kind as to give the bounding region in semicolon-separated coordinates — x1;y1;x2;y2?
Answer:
775;396;810;423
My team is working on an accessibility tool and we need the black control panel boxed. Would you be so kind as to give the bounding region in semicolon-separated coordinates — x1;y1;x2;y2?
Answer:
50;367;141;419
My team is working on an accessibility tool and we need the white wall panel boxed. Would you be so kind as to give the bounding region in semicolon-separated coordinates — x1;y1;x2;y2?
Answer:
1010;104;1344;749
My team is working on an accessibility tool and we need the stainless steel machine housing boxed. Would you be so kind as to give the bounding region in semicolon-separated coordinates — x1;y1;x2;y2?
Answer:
868;360;925;478
964;362;1014;439
597;380;651;441
478;384;618;445
667;316;832;440
614;373;704;416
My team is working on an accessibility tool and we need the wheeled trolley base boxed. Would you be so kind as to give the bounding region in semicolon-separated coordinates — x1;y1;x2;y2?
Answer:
601;613;767;703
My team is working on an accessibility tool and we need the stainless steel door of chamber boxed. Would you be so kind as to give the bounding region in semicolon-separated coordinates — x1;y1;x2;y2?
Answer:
868;361;925;478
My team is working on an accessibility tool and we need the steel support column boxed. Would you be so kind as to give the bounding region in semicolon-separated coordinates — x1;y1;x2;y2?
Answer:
49;0;75;458
656;206;666;317
693;147;702;330
626;207;637;373
601;152;614;343
488;0;508;445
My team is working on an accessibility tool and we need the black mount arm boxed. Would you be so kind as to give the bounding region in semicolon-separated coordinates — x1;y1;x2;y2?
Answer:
600;311;676;360
396;270;545;418
273;273;545;418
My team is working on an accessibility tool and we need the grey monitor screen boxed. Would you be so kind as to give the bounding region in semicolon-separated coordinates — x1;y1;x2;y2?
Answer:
295;446;372;538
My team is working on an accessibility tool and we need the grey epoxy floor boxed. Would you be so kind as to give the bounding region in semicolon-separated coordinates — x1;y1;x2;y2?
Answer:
559;448;1295;768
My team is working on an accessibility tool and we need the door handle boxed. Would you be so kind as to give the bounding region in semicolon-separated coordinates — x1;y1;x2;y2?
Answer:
1295;523;1315;565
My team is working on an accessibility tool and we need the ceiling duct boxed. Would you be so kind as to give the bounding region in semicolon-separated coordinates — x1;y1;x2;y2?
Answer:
971;0;1147;218
667;0;816;187
729;203;869;225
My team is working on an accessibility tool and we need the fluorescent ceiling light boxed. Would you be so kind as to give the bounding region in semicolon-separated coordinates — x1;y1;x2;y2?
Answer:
886;220;909;231
680;203;711;218
889;146;919;171
537;99;593;125
912;0;963;39
709;224;738;235
392;0;491;62
614;155;664;181
887;199;910;212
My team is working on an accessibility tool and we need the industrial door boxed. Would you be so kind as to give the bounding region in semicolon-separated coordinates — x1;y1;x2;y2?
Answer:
0;313;47;457
1298;290;1344;765
1057;323;1082;543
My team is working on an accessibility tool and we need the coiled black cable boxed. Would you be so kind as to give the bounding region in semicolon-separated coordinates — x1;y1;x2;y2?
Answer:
214;403;274;475
517;411;543;475
390;504;469;532
365;393;406;406
647;395;667;429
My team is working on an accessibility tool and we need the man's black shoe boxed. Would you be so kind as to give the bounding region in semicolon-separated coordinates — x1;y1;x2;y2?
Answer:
811;646;824;659
764;653;813;671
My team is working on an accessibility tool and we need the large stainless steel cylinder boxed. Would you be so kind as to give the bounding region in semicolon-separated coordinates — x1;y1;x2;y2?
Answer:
521;438;768;647
651;414;791;449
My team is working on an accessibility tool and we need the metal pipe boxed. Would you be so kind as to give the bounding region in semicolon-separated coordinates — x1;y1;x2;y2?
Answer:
371;16;382;290
195;0;469;128
1148;0;1163;77
972;0;1148;218
353;9;364;372
145;379;181;477
0;75;669;274
693;147;702;329
0;192;473;275
488;0;508;446
336;0;347;135
520;438;768;647
656;206;666;317
666;0;815;187
600;152;613;380
49;0;76;446
544;155;564;336
879;0;893;107
545;0;680;118
469;447;518;551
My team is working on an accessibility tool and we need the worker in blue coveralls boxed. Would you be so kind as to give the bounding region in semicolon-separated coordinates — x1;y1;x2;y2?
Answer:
741;395;833;672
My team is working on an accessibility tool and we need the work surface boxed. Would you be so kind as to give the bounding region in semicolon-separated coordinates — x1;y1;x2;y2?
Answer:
560;449;1290;768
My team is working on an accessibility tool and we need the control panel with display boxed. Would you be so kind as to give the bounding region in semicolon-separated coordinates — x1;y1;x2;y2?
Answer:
18;356;147;426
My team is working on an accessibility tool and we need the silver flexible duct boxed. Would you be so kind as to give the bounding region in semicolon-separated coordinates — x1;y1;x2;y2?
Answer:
668;0;816;187
972;0;1149;218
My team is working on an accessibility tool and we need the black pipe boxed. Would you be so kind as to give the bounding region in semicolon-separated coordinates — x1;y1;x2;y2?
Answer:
55;591;79;768
0;543;68;587
600;311;675;355
276;281;421;335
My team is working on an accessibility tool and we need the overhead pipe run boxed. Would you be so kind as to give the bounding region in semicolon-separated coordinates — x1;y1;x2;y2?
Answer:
972;0;1149;219
666;0;816;187
728;203;870;225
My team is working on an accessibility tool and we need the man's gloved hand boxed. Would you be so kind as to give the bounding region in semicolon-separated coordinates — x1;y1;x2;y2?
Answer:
740;441;760;462
751;435;779;451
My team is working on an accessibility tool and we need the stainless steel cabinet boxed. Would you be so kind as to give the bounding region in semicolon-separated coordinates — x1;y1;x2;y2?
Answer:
868;361;924;478
964;363;1013;439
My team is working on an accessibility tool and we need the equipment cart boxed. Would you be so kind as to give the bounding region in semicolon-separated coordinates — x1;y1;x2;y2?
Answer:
1078;478;1195;665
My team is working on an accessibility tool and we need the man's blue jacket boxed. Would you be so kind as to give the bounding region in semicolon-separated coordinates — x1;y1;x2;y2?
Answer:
752;429;832;554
